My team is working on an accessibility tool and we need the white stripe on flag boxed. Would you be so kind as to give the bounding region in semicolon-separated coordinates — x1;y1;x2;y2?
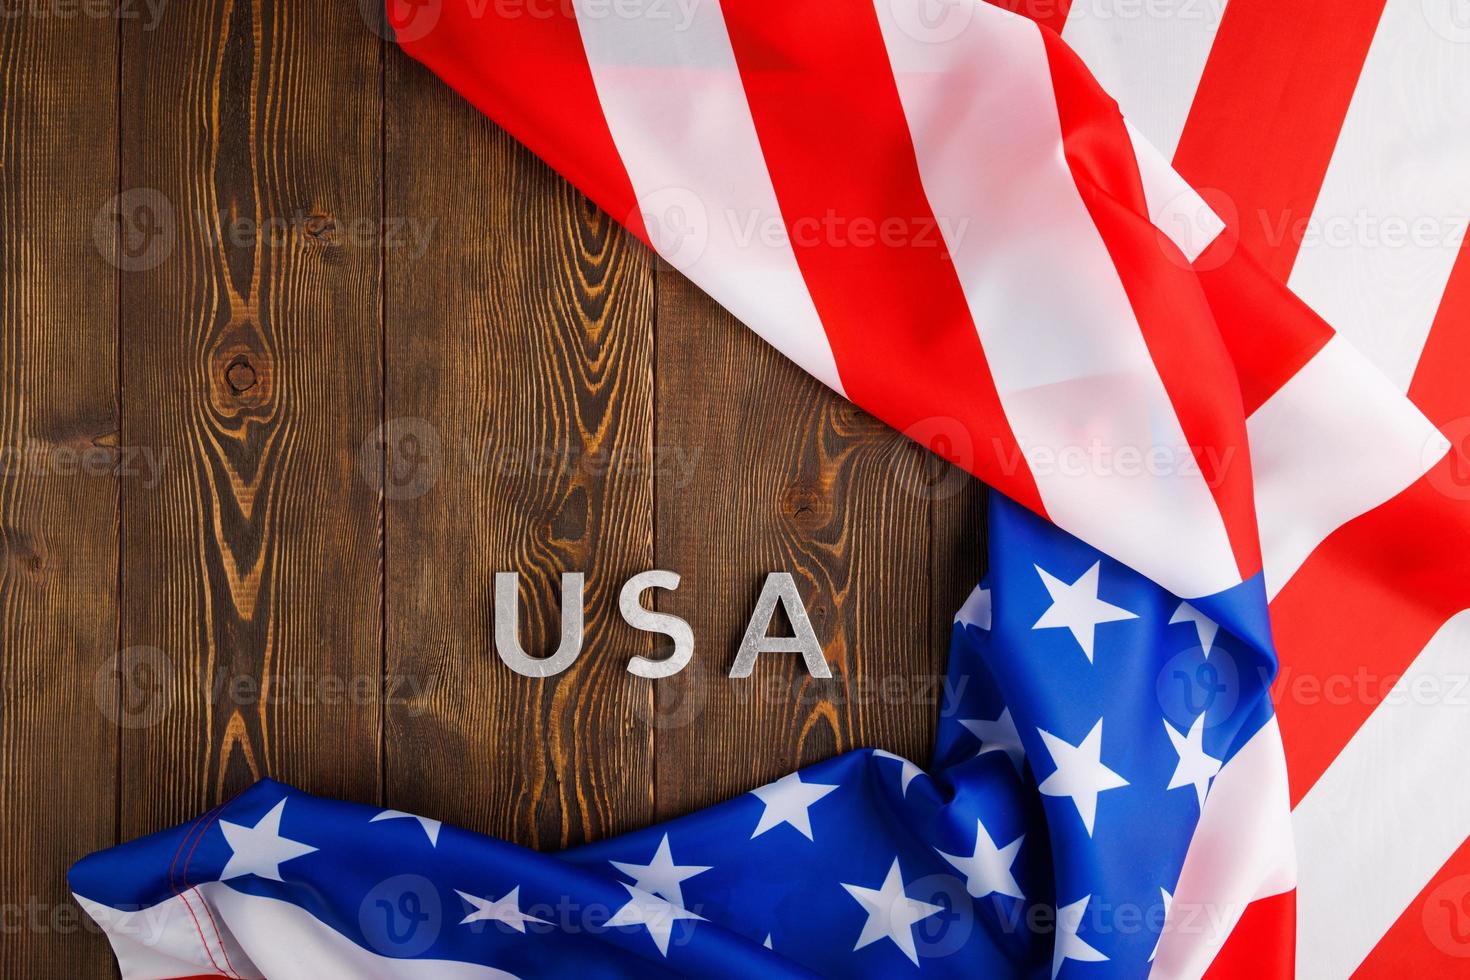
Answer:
1286;0;1470;390
569;0;845;394
1149;716;1295;980
1060;0;1230;159
875;0;1241;599
1293;609;1470;979
77;884;519;980
1247;334;1449;598
1123;119;1225;263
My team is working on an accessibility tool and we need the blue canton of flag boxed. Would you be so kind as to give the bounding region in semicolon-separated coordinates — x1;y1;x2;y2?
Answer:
71;494;1280;979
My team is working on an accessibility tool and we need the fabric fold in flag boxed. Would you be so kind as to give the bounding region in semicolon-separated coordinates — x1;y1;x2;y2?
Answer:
390;0;1277;602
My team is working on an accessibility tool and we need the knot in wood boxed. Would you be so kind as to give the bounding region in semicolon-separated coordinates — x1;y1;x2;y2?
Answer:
781;483;827;523
302;212;338;245
225;356;258;394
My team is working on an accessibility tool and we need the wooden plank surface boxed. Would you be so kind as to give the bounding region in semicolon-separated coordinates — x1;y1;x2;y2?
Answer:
0;0;986;972
0;5;119;977
651;268;979;818
382;48;658;849
116;0;385;833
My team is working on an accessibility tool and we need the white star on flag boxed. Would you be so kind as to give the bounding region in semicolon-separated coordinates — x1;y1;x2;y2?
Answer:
1150;887;1173;962
218;800;318;882
1037;720;1129;836
841;858;944;966
936;818;1024;900
606;883;704;956
1169;601;1219;658
1053;895;1109;978
749;772;838;841
370;808;442;846
1032;561;1137;661
960;708;1026;776
1164;716;1223;809
872;749;924;796
610;834;711;907
956;586;992;630
455;886;548;933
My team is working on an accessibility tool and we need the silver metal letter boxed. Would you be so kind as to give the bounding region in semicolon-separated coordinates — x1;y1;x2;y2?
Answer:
729;572;831;678
494;572;584;678
620;570;695;679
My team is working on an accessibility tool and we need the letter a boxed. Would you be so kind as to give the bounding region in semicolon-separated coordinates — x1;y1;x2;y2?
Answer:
729;572;831;678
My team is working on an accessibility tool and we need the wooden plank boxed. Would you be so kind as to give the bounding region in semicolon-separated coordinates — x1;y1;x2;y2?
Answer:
382;51;656;849
116;0;384;836
0;5;119;977
652;266;957;818
929;456;988;695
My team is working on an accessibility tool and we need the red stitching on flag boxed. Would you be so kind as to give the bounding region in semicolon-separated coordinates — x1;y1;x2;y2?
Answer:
165;796;246;980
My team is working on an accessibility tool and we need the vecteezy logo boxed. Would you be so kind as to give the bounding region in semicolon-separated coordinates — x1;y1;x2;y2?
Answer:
893;416;976;502
364;0;443;43
1423;0;1470;44
360;874;442;957
1423;874;1470;957
1155;647;1240;731
360;417;443;501
1157;186;1238;272
1178;662;1224;714
887;0;976;43
633;187;709;272
634;662;709;730
906;873;974;960
94;189;175;272
1426;419;1470;501
94;646;174;729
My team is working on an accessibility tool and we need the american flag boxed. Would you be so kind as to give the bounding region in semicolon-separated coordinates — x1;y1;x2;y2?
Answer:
72;0;1470;976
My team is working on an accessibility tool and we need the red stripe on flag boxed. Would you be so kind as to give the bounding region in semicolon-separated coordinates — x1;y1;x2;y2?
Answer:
1409;237;1470;429
1356;836;1470;974
1037;29;1263;580
390;0;646;241
717;0;1045;515
1191;237;1332;415
1272;240;1470;803
1203;889;1297;980
1332;237;1470;978
1271;466;1470;804
1172;0;1388;281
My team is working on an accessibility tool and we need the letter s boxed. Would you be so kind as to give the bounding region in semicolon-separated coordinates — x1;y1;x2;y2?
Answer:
621;570;695;679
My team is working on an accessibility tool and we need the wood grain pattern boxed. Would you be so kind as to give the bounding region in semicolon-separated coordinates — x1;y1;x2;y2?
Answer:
651;263;971;818
382;50;658;849
0;1;987;972
0;6;119;977
116;0;384;835
931;474;987;700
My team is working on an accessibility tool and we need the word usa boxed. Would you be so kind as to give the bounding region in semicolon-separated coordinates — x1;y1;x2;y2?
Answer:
494;571;832;680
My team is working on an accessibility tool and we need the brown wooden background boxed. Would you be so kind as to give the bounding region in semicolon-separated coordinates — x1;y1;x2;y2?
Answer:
0;1;984;974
